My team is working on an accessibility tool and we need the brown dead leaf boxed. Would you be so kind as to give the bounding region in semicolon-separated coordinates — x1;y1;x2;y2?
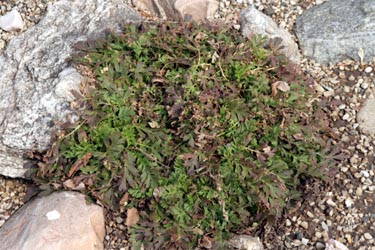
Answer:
68;152;93;177
194;31;207;43
119;192;130;206
126;207;139;227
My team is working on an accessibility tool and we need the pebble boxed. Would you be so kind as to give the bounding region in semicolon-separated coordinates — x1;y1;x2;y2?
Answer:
300;221;309;229
360;170;370;178
326;199;337;207
301;238;309;245
322;222;329;231
316;242;325;250
286;219;291;226
365;67;373;73
0;9;24;32
324;89;335;97
361;82;369;89
364;233;373;240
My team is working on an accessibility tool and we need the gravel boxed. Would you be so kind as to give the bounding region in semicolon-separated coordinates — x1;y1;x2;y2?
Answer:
2;0;375;250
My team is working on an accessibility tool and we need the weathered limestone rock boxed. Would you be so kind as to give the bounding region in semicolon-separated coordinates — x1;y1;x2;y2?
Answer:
228;235;264;250
132;0;219;21
0;0;142;178
295;0;375;64
357;99;375;135
240;6;301;65
0;191;105;250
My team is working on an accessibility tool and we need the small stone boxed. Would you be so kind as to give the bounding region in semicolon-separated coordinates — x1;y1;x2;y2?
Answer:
233;24;240;30
365;67;373;73
361;82;369;89
342;113;350;120
0;40;5;50
360;170;370;178
322;221;329;231
322;231;329;240
286;219;292;227
316;242;325;250
345;198;354;208
338;104;346;109
306;211;314;218
300;221;308;229
325;239;349;250
0;9;24;32
314;84;325;93
364;233;373;240
323;89;335;97
292;239;302;247
326;199;337;207
348;75;355;81
228;235;264;250
115;217;123;224
301;238;309;245
315;232;322;239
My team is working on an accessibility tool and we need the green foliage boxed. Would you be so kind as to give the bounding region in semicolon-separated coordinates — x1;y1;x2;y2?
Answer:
31;22;339;249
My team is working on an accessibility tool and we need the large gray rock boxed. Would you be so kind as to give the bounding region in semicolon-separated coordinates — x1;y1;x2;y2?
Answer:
0;191;105;250
0;0;142;178
240;6;301;65
295;0;375;64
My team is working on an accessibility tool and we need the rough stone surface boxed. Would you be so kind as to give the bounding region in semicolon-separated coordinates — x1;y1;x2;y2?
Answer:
0;0;142;178
0;191;105;250
0;9;24;32
174;0;219;21
295;0;375;64
240;6;301;64
132;0;219;21
325;239;349;250
228;235;264;250
357;98;375;135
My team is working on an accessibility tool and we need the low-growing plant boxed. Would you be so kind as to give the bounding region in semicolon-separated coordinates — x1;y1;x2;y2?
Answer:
30;22;339;249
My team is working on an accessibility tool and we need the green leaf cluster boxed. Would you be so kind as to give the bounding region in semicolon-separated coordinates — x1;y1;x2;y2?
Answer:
32;22;338;249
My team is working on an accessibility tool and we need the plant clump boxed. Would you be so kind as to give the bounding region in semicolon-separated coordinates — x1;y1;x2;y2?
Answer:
30;22;337;249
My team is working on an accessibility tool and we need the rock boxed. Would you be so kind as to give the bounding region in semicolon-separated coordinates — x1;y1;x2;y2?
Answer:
240;6;301;65
316;242;325;250
0;40;5;50
295;0;375;64
364;233;373;240
132;0;179;20
0;0;142;178
132;0;219;21
0;191;105;250
174;0;219;21
227;235;264;250
325;239;349;250
0;9;24;32
300;221;308;229
357;99;375;135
